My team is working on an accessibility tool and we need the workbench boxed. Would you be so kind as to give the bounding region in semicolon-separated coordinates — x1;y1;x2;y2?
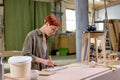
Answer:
5;63;120;80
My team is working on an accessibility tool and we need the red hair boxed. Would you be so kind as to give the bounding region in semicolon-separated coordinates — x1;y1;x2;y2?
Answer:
44;14;61;28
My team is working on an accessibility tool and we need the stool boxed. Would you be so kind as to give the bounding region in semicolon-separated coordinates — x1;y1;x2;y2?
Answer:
81;31;106;63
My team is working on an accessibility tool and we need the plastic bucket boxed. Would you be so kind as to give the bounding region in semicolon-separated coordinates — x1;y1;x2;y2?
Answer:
8;56;32;79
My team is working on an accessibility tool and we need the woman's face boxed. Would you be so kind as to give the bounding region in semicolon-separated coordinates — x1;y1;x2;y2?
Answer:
45;24;59;36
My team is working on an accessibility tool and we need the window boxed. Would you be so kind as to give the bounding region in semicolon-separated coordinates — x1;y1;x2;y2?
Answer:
66;9;76;32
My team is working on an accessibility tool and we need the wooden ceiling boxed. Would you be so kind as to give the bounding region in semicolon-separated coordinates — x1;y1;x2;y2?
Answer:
34;0;120;10
62;0;120;9
89;0;120;9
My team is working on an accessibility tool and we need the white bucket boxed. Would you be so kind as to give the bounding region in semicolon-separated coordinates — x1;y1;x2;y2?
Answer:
8;56;32;79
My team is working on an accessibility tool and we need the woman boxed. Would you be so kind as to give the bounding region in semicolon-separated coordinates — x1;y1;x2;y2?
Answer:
22;14;61;70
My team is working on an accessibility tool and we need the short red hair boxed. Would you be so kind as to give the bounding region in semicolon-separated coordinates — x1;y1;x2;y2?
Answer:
44;14;61;28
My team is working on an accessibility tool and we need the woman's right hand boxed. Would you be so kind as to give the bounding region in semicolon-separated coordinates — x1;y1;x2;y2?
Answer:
42;59;54;67
35;57;54;67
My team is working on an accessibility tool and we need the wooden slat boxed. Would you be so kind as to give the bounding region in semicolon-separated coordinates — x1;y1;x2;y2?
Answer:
108;22;117;51
113;20;119;42
1;51;22;57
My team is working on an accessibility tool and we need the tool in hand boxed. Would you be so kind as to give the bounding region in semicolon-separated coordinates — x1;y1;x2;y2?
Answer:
49;55;54;68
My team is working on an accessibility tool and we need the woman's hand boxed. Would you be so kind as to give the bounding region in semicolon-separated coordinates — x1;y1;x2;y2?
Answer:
35;57;53;66
35;57;59;67
40;59;60;67
42;59;54;67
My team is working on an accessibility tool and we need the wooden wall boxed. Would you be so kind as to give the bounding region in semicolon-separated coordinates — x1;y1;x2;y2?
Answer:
55;33;76;54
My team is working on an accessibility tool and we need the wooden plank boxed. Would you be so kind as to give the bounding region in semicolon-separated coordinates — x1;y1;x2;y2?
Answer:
45;65;110;80
68;33;76;53
113;19;120;51
1;51;22;57
113;20;119;42
42;66;67;72
81;33;88;62
108;22;117;51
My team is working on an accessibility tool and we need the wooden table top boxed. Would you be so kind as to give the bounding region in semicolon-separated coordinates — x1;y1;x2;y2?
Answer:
5;63;120;80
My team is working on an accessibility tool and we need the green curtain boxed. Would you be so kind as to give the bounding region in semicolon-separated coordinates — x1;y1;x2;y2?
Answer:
4;0;51;50
34;2;51;28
